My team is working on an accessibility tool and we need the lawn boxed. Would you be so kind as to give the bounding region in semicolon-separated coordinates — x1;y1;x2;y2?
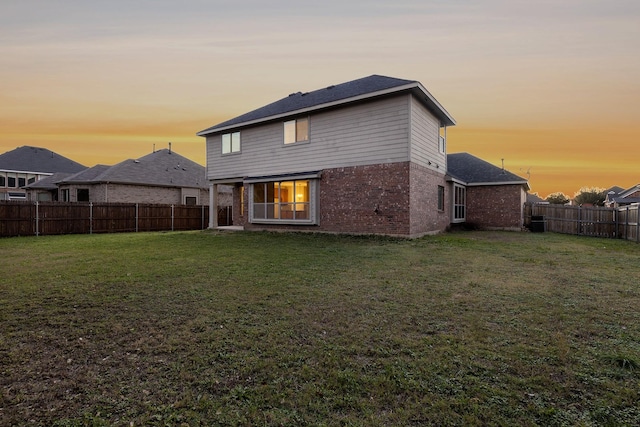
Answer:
1;230;639;426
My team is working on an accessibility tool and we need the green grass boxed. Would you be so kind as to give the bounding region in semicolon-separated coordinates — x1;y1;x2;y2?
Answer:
1;230;639;426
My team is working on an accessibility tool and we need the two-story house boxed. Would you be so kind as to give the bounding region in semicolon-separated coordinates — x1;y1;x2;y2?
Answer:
198;75;528;237
0;146;86;201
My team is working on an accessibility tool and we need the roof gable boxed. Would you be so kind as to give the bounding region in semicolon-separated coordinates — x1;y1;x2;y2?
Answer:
0;146;86;174
447;152;529;188
619;184;640;198
198;74;455;135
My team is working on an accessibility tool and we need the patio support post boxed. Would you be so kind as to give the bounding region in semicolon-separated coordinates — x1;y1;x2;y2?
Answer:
209;183;218;229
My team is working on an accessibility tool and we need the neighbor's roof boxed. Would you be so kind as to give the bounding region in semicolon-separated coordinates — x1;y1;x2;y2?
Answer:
447;152;529;189
60;149;206;189
0;146;86;174
197;74;456;136
607;183;640;205
605;185;625;196
23;172;75;190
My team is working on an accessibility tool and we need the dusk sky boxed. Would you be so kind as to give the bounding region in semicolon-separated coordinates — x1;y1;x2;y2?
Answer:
1;0;638;197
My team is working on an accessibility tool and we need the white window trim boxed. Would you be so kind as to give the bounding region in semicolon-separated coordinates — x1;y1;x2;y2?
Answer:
222;131;241;155
452;184;466;223
283;117;310;145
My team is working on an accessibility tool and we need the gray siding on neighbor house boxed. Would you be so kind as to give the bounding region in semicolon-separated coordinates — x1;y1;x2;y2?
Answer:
206;96;412;180
409;95;446;171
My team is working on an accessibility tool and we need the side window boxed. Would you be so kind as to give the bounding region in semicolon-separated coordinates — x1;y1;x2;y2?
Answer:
284;118;309;144
437;185;445;211
222;132;241;154
453;184;466;222
77;189;89;202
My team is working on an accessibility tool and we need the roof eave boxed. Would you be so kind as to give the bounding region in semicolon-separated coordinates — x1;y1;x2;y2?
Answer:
197;82;456;136
466;181;531;191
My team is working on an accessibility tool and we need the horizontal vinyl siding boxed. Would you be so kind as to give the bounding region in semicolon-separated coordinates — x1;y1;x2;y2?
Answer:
410;95;445;170
207;96;411;180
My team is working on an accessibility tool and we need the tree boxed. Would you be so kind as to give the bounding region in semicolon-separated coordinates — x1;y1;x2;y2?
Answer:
546;192;570;205
573;187;606;206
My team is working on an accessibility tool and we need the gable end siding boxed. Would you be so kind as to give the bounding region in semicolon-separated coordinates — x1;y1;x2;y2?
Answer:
206;96;411;181
410;94;445;171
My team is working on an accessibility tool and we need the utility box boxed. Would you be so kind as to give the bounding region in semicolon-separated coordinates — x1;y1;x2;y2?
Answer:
530;215;546;232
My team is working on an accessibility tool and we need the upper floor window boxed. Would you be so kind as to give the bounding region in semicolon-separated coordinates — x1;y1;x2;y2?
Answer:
439;127;447;154
284;118;309;144
222;132;241;154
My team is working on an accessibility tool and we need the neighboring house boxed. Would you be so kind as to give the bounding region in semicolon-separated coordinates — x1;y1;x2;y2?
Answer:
197;74;529;237
0;146;86;201
447;153;530;230
604;184;640;208
26;148;222;206
526;192;547;204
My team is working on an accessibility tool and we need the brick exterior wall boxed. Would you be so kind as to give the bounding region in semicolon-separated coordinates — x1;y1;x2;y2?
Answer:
232;184;247;227
409;163;450;236
465;184;526;230
319;162;411;236
58;183;210;205
240;162;450;237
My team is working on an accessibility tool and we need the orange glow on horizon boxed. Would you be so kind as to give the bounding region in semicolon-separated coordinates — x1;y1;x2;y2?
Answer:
449;125;639;198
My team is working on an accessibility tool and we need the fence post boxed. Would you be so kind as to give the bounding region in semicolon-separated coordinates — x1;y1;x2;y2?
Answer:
636;205;640;243
35;201;39;236
626;206;630;241
136;203;139;233
89;202;93;234
171;205;175;231
202;204;205;230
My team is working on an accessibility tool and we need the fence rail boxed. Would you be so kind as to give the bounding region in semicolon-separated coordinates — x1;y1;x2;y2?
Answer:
0;201;231;237
524;203;639;243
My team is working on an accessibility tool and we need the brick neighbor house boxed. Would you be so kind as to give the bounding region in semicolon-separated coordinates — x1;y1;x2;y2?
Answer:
0;146;86;201
198;75;529;237
25;148;223;206
604;184;640;208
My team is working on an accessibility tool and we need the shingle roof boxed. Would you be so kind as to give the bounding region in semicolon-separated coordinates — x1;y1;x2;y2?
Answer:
23;172;75;190
60;149;206;188
60;165;110;183
447;152;529;188
605;186;625;195
0;146;86;173
198;74;455;135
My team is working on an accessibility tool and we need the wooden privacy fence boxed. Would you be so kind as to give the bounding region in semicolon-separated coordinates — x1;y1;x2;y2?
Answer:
524;203;639;243
0;201;230;237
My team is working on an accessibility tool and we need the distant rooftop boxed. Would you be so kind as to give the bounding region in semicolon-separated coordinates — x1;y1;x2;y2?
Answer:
60;149;206;188
0;146;86;174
